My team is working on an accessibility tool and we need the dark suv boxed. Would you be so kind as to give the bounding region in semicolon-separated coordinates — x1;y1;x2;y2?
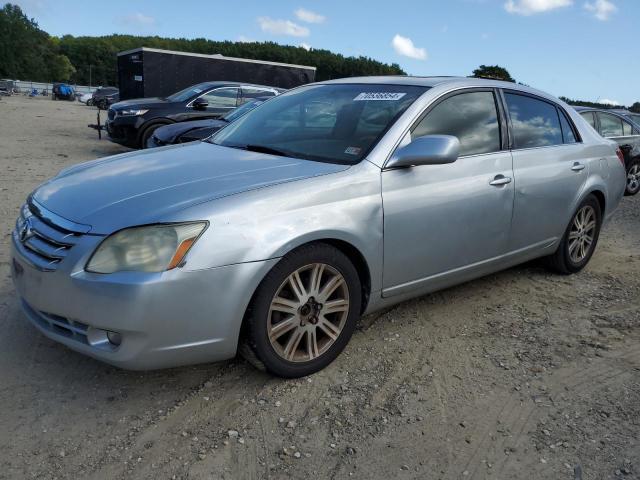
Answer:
576;107;640;196
105;82;282;148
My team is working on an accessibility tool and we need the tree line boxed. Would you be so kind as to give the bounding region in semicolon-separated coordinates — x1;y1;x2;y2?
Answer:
0;3;404;87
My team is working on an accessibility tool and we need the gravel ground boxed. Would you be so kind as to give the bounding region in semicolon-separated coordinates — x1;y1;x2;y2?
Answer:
0;95;639;480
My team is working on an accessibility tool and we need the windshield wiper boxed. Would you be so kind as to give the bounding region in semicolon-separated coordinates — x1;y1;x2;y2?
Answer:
244;144;290;157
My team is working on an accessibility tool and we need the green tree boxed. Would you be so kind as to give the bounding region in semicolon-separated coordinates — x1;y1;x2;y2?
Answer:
471;65;515;82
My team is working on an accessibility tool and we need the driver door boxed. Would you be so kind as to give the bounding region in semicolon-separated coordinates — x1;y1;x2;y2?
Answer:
382;89;514;297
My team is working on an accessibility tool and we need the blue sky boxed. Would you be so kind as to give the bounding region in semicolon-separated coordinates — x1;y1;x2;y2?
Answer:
12;0;639;105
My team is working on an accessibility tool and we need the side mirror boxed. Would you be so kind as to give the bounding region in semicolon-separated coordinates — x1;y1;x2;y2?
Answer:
386;135;460;169
192;97;208;110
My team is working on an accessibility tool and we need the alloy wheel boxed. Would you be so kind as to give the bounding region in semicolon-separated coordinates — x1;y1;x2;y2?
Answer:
568;205;597;263
268;263;350;363
628;164;640;193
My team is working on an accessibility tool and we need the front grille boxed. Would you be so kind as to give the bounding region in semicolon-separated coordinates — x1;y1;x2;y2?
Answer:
23;301;90;345
13;203;84;271
107;108;115;120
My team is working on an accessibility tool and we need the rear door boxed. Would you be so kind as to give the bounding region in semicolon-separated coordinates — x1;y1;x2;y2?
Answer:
382;89;514;296
504;91;587;252
596;112;640;165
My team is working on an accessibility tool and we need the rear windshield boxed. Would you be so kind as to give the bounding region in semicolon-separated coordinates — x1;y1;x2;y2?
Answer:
166;83;212;102
210;84;428;164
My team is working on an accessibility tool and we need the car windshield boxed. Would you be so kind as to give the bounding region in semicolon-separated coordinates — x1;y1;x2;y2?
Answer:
209;84;429;164
222;99;264;122
166;83;212;102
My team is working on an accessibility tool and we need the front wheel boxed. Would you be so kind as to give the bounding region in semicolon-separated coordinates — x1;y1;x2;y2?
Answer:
241;243;361;378
625;160;640;196
545;195;602;274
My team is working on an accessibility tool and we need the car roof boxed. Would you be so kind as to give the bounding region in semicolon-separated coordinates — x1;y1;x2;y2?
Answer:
316;76;564;102
193;81;284;91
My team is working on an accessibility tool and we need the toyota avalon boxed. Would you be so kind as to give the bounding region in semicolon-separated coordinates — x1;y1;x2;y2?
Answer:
12;77;627;377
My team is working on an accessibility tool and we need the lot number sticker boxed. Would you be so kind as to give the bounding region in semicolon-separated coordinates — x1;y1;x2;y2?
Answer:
354;92;406;101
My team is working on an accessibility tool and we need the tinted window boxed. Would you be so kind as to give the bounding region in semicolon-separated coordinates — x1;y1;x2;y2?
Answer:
622;119;634;136
559;109;577;144
505;93;562;148
212;84;427;164
580;111;596;129
412;91;501;156
167;83;212;102
597;113;623;137
242;86;276;102
201;87;239;108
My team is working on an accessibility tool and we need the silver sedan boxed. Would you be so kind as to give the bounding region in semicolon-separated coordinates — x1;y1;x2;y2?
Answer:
11;77;627;377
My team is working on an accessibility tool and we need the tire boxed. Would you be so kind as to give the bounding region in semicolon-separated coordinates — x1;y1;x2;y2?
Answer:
624;159;640;196
86;99;93;107
544;194;602;275
139;122;170;149
241;243;362;378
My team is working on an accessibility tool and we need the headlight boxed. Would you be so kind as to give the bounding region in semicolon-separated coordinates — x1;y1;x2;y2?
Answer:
86;222;207;274
118;109;149;117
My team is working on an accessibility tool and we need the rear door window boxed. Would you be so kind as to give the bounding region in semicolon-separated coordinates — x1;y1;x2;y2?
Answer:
411;91;501;157
201;87;239;109
504;93;562;149
597;112;624;137
558;109;578;144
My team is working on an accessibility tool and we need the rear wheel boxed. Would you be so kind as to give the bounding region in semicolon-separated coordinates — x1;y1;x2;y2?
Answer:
545;195;602;274
241;243;361;378
625;160;640;196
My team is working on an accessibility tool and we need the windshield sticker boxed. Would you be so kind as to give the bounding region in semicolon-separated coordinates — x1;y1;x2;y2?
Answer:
353;92;406;101
344;146;362;156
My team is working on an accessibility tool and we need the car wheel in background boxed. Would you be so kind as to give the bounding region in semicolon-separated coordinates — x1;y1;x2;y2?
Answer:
624;160;640;196
139;122;170;149
241;243;362;378
545;194;602;275
86;99;93;106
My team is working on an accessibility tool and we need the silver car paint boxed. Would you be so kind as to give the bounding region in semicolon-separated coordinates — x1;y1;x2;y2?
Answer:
11;77;627;369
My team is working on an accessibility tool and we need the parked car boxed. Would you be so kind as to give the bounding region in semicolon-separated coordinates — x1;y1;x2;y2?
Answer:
51;83;75;101
95;91;119;110
106;82;282;148
147;97;271;148
575;107;640;195
611;109;640;128
11;77;626;377
78;92;93;105
91;87;118;109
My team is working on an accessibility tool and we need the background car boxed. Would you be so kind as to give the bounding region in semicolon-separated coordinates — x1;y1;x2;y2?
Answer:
78;92;93;105
95;90;119;110
106;81;282;148
91;87;118;109
576;107;640;195
51;83;75;101
147;97;270;148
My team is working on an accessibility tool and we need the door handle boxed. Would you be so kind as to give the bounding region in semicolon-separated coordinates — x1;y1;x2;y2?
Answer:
489;175;512;187
571;162;586;172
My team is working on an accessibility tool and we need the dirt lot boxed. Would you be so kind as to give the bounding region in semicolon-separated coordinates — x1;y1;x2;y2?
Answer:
0;94;639;480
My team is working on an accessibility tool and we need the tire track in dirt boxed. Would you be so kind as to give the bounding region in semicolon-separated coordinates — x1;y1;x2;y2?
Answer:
443;342;640;479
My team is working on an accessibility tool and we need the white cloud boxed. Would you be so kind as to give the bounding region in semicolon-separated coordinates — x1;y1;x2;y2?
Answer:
300;42;312;51
504;0;572;15
295;8;325;24
391;34;428;61
257;17;310;37
120;13;156;26
584;0;617;20
598;98;620;106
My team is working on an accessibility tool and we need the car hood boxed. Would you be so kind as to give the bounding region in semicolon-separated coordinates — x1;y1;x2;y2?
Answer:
32;142;350;234
110;97;172;109
155;119;227;143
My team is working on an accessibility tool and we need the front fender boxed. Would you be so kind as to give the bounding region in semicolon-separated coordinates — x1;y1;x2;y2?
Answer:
170;160;385;293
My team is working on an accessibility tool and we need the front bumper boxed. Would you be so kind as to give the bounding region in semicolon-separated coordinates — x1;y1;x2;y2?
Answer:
11;235;278;370
105;115;143;148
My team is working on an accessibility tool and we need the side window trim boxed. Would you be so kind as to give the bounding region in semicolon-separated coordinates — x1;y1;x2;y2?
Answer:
557;106;582;144
408;87;506;158
500;88;577;151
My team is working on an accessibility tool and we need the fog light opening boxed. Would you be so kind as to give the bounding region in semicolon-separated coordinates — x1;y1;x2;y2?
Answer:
107;331;122;347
